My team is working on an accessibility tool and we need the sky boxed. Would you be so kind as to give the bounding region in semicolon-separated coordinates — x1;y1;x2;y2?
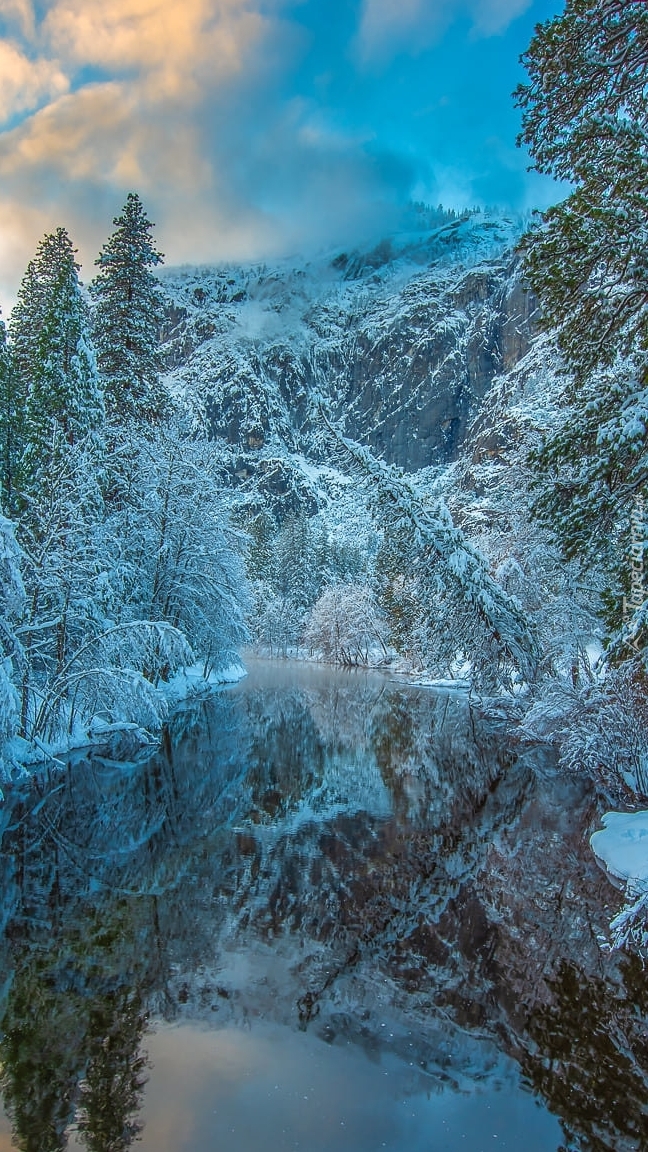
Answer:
0;0;563;309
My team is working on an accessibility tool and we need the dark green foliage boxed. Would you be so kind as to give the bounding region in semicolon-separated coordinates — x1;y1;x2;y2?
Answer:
517;0;648;378
518;1;648;645
273;513;317;608
92;192;167;423
0;312;23;513
8;228;103;495
246;508;278;580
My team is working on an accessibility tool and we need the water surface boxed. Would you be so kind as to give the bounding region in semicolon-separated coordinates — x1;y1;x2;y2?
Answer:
0;659;645;1151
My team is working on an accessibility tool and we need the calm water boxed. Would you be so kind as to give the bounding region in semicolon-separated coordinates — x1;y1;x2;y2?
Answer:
0;659;645;1152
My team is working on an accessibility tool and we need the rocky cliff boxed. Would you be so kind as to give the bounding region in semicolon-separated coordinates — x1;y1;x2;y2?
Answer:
161;212;537;495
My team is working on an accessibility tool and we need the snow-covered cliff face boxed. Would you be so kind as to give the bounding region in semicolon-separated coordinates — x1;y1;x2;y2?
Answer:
160;212;536;482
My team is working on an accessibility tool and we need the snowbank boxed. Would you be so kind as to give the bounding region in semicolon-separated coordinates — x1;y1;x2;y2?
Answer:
590;811;648;888
1;662;248;785
160;661;247;705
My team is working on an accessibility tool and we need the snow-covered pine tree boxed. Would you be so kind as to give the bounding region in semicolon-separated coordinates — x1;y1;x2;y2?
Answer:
8;228;103;496
273;513;317;608
517;0;648;636
22;235;103;489
9;255;43;400
0;312;23;515
91;193;167;424
517;0;648;380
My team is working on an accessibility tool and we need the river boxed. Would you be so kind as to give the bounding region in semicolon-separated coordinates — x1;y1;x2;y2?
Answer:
0;659;645;1151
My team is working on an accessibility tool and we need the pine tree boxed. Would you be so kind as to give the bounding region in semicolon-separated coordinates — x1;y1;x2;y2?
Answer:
517;0;648;647
0;312;24;514
516;0;648;380
9;228;103;492
91;193;167;423
9;254;47;396
325;422;540;686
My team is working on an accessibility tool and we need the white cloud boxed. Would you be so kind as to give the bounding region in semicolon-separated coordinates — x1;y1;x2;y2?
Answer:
0;0;283;303
43;0;268;99
357;0;447;63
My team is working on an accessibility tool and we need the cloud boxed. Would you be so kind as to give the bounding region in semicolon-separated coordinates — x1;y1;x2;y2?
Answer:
0;0;422;309
356;0;532;62
43;0;267;99
0;0;544;310
0;39;68;123
0;0;37;39
0;1;284;303
356;0;448;63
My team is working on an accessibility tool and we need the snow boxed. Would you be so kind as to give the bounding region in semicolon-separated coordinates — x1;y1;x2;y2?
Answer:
590;811;648;889
400;677;471;691
161;661;247;704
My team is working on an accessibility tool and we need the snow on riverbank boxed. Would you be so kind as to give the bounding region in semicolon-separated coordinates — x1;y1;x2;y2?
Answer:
160;660;247;705
2;661;248;789
590;811;648;952
590;811;648;888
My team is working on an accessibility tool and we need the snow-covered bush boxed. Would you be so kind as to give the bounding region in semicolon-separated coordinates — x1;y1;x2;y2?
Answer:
304;583;387;665
558;664;648;802
103;421;249;674
247;582;304;657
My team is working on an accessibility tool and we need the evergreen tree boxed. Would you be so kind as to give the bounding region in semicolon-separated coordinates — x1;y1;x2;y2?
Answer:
326;423;540;686
517;0;648;646
517;0;648;380
273;513;316;608
246;508;278;580
10;252;48;395
10;228;103;492
91;193;167;423
0;311;24;513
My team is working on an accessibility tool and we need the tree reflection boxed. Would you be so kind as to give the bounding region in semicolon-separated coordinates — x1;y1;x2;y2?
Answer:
523;957;648;1152
76;992;148;1152
0;959;81;1152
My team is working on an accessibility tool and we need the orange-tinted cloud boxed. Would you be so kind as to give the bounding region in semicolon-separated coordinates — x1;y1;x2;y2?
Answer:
0;38;68;122
44;0;267;99
0;0;36;39
0;1;282;304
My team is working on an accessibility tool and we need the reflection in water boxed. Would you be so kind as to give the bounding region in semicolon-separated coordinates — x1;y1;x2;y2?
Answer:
0;659;644;1151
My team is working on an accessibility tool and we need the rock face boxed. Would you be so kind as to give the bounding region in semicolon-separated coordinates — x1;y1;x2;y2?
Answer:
161;213;537;478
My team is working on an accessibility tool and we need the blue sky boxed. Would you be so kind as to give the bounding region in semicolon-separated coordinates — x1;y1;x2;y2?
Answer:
0;0;562;306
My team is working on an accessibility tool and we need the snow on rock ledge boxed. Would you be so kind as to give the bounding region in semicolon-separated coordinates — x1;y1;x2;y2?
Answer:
590;811;648;889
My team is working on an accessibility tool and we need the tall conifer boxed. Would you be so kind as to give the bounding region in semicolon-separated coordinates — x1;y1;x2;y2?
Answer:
91;193;167;423
16;228;103;489
0;312;23;513
517;0;648;642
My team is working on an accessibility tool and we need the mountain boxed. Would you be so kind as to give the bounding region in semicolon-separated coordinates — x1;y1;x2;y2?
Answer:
160;210;537;514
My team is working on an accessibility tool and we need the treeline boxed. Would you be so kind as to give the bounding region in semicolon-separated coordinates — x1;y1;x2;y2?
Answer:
0;194;247;773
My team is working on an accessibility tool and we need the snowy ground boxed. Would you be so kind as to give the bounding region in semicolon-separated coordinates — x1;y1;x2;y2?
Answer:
590;811;648;889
